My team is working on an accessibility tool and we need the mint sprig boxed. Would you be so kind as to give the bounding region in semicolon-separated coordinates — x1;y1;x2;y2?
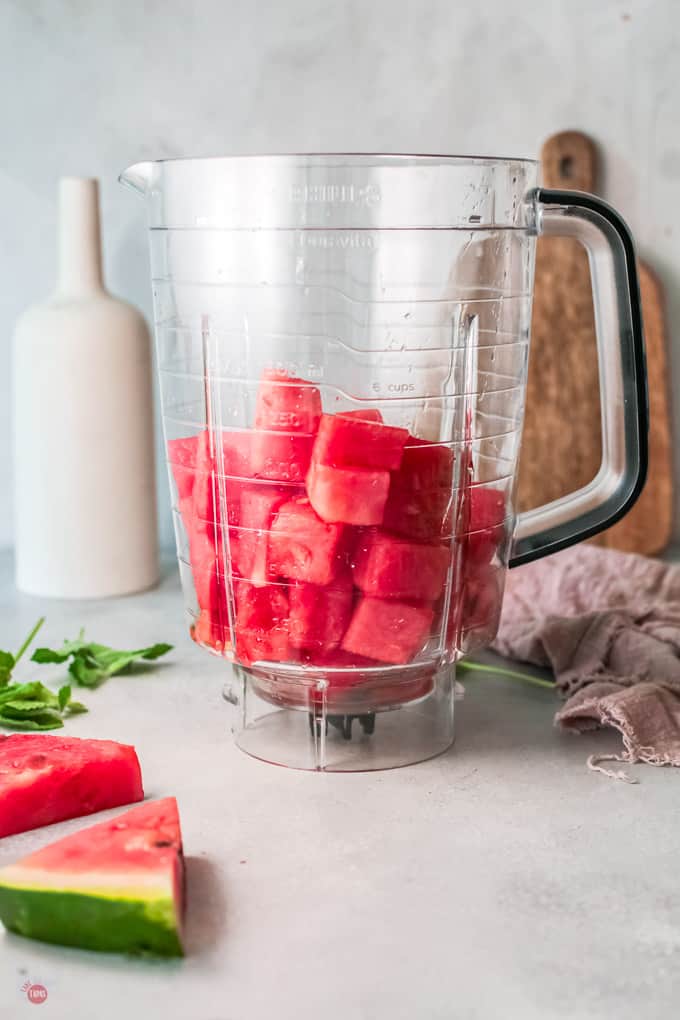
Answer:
32;632;173;689
0;679;87;731
0;618;172;731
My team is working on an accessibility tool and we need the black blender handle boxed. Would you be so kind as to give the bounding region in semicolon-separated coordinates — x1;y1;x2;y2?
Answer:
509;188;648;568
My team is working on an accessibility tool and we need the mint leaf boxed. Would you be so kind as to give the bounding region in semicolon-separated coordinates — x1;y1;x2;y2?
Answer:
33;634;173;689
0;681;85;731
0;710;64;731
0;682;59;707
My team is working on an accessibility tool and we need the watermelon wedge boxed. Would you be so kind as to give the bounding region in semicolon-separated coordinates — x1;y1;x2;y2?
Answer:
0;798;183;957
0;735;143;839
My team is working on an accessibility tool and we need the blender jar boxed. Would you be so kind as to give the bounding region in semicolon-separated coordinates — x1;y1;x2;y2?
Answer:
121;154;647;771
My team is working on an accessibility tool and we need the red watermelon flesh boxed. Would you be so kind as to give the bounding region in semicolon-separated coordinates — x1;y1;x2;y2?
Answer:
251;431;315;482
191;430;217;534
254;368;322;433
269;499;345;585
339;409;384;423
306;460;390;526
0;798;183;957
221;429;254;477
312;413;408;472
341;597;434;665
0;734;143;839
288;572;353;652
467;487;507;565
167;435;200;504
383;438;455;542
459;563;504;646
234;581;290;664
229;485;290;583
353;531;450;602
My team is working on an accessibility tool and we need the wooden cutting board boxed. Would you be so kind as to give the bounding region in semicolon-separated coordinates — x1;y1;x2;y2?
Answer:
517;130;673;555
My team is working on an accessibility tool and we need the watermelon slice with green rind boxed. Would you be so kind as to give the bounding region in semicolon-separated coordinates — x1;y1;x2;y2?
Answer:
0;797;184;957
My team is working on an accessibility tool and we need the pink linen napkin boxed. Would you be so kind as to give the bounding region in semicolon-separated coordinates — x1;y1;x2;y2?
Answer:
494;544;680;781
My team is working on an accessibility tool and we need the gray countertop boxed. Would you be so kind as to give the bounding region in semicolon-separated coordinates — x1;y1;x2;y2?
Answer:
0;553;677;1020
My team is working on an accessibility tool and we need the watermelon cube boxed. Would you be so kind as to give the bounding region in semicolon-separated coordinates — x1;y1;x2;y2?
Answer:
0;734;143;839
251;431;315;482
288;573;353;652
167;435;200;504
467;487;507;565
341;598;434;665
269;499;345;585
234;582;290;665
312;413;408;471
399;437;455;490
458;563;504;652
340;408;384;423
353;531;450;602
229;484;290;583
306;460;390;526
221;429;255;478
255;368;322;433
189;533;222;613
191;430;217;534
383;437;454;542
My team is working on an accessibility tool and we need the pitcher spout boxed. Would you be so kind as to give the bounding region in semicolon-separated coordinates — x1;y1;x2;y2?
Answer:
119;161;153;194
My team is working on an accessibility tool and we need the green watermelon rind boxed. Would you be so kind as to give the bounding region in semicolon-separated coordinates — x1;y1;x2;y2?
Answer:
0;877;183;957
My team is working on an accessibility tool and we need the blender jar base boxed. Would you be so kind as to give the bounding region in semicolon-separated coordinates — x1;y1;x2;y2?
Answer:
224;664;455;772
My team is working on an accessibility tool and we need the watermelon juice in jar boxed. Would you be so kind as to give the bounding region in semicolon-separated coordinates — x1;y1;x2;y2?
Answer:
121;154;647;771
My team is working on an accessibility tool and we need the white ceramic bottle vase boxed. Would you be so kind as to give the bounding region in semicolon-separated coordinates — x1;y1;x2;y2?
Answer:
13;177;159;598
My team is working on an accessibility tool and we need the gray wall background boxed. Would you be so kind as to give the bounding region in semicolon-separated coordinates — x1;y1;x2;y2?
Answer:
1;0;677;550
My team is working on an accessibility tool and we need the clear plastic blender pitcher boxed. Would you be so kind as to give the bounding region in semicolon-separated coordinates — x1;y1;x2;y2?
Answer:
121;154;647;771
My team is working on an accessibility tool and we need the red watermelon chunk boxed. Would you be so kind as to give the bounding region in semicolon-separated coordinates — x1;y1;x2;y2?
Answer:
0;734;143;839
0;798;183;956
255;368;322;433
400;438;455;490
229;485;290;583
191;430;217;534
234;581;290;664
312;413;408;471
340;408;384;423
353;531;450;602
251;431;315;482
269;499;345;585
467;487;507;565
306;460;390;526
221;429;254;478
341;598;434;665
167;435;200;504
383;437;454;542
288;572;353;652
